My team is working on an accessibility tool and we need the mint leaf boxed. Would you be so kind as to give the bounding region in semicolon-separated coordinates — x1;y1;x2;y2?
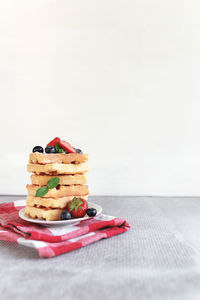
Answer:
36;186;49;197
55;143;66;153
46;177;60;189
35;177;60;197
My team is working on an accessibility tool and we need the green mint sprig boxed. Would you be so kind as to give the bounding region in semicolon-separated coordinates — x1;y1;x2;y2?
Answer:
35;186;48;197
55;143;66;153
35;177;60;197
46;177;60;189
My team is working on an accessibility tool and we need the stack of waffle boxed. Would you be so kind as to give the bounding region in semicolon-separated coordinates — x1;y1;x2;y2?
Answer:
25;152;89;221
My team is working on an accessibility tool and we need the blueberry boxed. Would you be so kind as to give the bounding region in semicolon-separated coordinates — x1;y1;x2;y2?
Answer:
76;149;83;154
61;211;72;220
32;146;43;153
86;208;97;217
45;146;57;153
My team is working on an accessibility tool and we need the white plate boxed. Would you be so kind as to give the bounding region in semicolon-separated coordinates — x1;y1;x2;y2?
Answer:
19;202;102;226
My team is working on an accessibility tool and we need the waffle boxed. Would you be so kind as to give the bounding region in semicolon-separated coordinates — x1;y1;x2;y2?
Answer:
25;205;64;221
27;162;89;175
25;142;89;222
26;184;89;197
31;174;87;185
29;153;88;164
26;195;88;208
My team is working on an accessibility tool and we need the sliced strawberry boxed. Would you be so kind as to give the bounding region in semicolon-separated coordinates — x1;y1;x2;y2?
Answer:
47;137;60;147
59;140;76;153
66;197;88;218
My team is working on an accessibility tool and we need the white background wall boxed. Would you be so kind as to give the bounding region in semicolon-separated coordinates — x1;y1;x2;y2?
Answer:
1;0;200;196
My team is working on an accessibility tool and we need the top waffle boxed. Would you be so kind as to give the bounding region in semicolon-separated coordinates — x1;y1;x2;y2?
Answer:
29;153;88;164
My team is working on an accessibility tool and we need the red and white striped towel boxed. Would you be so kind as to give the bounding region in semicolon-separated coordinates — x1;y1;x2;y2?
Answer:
0;200;130;258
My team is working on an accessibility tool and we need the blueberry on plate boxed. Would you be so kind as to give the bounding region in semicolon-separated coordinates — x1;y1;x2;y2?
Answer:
45;146;57;153
61;211;72;220
86;208;97;217
76;149;83;154
32;146;43;153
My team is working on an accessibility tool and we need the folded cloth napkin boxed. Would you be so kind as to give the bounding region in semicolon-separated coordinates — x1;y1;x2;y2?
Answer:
0;200;130;258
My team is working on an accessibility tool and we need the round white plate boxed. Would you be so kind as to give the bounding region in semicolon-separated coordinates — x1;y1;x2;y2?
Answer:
19;202;102;226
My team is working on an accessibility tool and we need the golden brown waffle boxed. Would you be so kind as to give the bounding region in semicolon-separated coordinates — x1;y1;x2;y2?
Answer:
27;162;89;175
25;205;64;221
26;184;89;197
31;174;87;186
29;153;88;164
26;195;88;208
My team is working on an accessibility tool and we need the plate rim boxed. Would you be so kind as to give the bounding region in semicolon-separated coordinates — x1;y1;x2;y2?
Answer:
19;201;102;225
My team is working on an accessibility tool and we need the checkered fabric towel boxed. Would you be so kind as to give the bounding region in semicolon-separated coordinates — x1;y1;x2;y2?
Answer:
0;200;130;258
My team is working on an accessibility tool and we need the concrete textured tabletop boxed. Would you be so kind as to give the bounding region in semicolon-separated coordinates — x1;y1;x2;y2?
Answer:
0;195;200;300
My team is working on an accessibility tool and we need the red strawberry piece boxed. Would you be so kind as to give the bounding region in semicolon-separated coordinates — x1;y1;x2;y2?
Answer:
59;140;76;153
47;137;60;147
66;197;88;218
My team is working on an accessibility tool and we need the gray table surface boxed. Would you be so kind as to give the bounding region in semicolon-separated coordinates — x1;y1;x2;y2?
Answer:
0;196;200;300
